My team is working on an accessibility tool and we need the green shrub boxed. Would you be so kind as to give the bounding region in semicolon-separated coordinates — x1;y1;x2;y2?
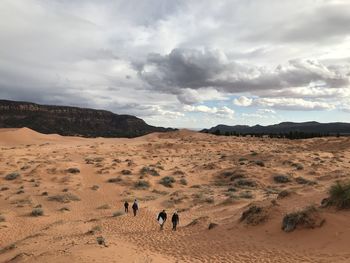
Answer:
5;172;20;180
107;177;122;183
180;178;188;185
140;166;159;176
159;176;176;188
134;180;150;189
234;179;257;188
273;175;291;183
327;181;350;209
48;193;81;203
31;208;44;217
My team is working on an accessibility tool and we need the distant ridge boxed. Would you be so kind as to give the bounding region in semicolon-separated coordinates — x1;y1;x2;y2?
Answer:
0;100;174;138
202;121;350;136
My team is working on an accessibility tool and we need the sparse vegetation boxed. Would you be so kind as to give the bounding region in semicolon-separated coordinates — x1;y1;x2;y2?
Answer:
295;177;316;185
48;193;81;203
254;160;265;167
112;211;124;217
66;168;80;174
96;236;106;246
91;185;99;190
159;176;176;187
240;205;269;225
31;208;44;217
5;172;20;180
121;169;132;175
324;181;350;209
0;215;5;222
97;204;111;210
282;206;325;232
234;179;257;188
140;166;160;176
278;190;292;199
134;180;150;189
239;191;254;199
107;177;122;183
273;175;291;183
179;178;188;185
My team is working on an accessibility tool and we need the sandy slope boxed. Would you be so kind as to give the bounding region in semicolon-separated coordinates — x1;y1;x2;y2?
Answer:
1;128;350;262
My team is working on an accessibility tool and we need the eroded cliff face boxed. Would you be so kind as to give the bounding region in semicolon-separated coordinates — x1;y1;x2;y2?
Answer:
0;100;172;137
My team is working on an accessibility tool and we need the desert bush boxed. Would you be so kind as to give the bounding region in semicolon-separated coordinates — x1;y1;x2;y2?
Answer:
97;204;111;210
282;206;325;232
31;208;44;217
48;193;81;203
295;177;316;185
140;166;159;176
255;160;265;167
159;176;176;188
96;236;106;246
273;175;291;183
239;191;254;199
121;170;132;175
91;185;99;190
134;180;150;189
190;184;201;189
325;181;350;209
179;178;188;185
221;196;239;205
234;179;257;188
292;163;304;170
5;172;20;181
278;190;292;199
59;207;70;212
0;215;5;222
240;205;268;225
41;191;48;196
107;177;122;183
112;211;125;217
0;186;9;191
239;157;248;162
66;168;80;174
227;187;237;192
173;170;185;175
87;225;102;234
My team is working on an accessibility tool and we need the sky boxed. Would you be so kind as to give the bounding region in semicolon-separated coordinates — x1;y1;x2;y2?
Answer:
0;0;349;128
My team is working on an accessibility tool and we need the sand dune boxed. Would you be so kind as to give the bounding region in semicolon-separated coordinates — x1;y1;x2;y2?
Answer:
1;128;350;262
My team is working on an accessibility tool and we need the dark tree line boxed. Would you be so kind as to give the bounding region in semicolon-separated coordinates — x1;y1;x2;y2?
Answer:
207;129;341;139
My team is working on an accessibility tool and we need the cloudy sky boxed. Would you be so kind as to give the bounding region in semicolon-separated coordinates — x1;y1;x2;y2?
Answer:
1;0;350;128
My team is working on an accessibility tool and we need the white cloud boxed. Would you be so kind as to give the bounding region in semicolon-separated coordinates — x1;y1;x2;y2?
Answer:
184;105;234;119
254;98;335;111
233;96;253;106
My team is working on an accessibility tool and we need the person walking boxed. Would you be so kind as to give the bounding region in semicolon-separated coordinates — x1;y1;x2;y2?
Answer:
171;211;179;231
124;201;129;213
157;210;167;230
132;199;138;216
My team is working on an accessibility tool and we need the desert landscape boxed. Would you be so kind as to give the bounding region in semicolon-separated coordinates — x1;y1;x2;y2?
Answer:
1;127;350;262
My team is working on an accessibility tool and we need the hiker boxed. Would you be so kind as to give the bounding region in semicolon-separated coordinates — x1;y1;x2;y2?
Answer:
171;211;179;231
157;210;167;230
132;199;138;216
124;201;129;213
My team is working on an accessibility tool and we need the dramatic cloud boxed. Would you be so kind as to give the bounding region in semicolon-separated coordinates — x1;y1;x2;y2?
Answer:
184;105;234;119
0;0;349;128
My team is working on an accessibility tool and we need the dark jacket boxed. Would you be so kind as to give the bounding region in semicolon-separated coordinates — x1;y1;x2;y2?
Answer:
124;202;129;208
172;213;179;223
132;202;138;210
158;211;167;221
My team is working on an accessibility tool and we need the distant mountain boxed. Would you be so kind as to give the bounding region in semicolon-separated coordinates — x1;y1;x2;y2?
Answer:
0;100;174;138
202;121;350;135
